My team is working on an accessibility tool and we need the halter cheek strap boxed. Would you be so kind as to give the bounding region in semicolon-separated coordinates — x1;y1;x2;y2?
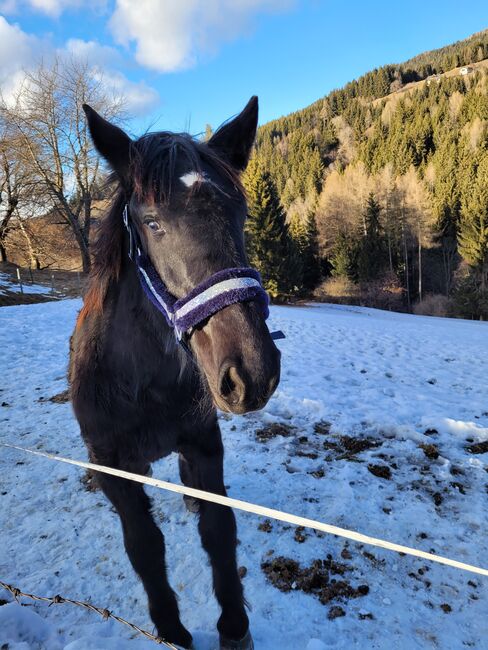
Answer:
122;205;285;346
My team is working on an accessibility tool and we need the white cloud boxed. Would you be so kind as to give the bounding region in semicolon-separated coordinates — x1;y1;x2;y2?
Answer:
109;0;294;72
91;68;159;115
64;38;122;68
0;17;158;115
0;16;41;102
0;16;35;74
63;39;159;114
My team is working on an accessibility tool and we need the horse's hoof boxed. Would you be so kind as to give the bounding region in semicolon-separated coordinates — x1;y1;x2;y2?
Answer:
183;495;200;513
219;629;254;650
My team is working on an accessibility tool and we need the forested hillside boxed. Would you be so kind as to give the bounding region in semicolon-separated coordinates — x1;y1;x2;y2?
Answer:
244;29;488;318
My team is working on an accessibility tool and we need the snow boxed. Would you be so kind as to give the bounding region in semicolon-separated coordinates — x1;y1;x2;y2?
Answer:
0;271;54;296
1;299;487;650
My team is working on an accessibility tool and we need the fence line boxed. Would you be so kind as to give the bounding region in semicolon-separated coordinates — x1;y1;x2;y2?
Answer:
0;581;178;648
2;442;488;578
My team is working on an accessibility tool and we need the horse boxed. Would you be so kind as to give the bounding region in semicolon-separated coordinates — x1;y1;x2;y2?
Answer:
68;97;281;650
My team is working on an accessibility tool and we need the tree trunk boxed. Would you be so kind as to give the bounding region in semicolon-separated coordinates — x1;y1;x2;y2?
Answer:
69;211;91;273
385;196;393;274
79;237;91;273
418;224;422;302
0;241;7;262
401;206;410;309
17;217;37;269
480;263;487;321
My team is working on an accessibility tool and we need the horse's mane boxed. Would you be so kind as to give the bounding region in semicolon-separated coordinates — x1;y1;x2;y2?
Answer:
77;130;242;328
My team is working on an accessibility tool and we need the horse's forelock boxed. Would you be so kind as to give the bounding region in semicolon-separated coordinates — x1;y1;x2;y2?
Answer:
130;132;243;203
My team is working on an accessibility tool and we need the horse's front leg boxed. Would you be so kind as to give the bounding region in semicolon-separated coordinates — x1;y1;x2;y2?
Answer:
92;452;193;649
180;428;252;650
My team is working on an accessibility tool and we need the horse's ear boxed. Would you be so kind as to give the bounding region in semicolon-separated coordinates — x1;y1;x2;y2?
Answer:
208;96;258;172
83;104;132;183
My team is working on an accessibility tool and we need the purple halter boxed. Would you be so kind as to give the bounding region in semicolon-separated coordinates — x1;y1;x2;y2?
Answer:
123;205;283;346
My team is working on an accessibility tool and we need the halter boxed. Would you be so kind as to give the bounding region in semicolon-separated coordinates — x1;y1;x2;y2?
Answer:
123;205;284;349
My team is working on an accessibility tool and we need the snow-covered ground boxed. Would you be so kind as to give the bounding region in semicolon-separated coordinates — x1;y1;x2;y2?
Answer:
1;299;487;650
0;271;53;296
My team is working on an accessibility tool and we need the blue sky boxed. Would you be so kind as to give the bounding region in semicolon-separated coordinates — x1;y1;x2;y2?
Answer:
0;1;487;136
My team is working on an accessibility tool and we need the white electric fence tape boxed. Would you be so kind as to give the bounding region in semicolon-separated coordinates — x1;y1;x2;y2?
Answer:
2;443;487;577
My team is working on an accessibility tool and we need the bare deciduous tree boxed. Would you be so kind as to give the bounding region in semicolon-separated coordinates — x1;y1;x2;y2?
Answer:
0;126;29;262
1;57;125;272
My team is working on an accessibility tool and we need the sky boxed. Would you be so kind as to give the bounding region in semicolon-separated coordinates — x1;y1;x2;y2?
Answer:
0;1;487;137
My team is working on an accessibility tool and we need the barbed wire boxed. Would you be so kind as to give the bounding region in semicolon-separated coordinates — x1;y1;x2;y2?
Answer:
0;581;178;648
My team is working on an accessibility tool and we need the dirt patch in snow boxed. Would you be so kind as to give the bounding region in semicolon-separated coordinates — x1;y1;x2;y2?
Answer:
38;389;70;404
322;434;382;461
467;441;488;455
261;555;369;609
367;464;392;480
420;443;440;460
255;422;296;442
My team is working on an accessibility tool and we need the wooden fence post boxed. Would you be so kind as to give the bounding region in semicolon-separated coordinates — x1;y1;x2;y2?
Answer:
16;268;23;295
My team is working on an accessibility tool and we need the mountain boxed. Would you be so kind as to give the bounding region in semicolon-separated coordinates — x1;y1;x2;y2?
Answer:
248;29;488;318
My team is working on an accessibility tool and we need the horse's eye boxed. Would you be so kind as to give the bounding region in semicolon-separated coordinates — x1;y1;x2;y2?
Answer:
144;219;161;232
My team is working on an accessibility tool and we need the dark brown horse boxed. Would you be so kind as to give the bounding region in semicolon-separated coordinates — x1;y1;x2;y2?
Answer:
69;97;280;649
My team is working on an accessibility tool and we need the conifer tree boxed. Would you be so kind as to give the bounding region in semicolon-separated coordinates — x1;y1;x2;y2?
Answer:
458;153;488;298
357;192;386;281
243;157;302;300
302;212;321;289
289;211;321;291
331;231;357;279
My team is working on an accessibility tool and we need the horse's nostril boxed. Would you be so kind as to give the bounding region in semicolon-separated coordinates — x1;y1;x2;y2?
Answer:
268;372;279;397
219;364;246;406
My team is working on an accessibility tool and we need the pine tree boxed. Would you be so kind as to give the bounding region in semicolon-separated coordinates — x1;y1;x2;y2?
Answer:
289;211;321;291
243;157;302;300
458;153;488;306
331;231;357;279
302;212;321;289
357;193;386;281
431;135;460;294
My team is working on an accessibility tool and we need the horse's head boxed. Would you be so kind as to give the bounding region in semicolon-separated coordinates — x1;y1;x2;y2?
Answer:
83;98;280;414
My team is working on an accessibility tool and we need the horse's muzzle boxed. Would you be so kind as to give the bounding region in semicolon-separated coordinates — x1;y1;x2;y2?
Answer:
217;355;280;414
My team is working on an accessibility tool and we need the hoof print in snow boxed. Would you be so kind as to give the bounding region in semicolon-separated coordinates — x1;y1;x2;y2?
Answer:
440;603;452;613
255;422;295;443
238;566;247;578
432;492;443;506
328;606;346;620
258;519;273;533
420;443;440;460
1;401;10;407
309;468;325;479
367;464;391;480
294;526;307;543
424;428;438;436
341;547;352;560
450;481;466;495
467;440;488;455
